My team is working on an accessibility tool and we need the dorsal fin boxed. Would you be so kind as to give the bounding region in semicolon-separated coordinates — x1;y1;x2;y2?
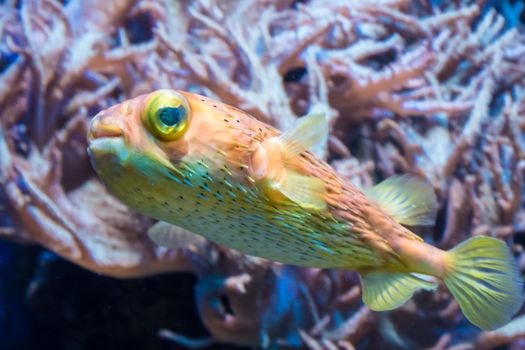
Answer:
365;175;437;226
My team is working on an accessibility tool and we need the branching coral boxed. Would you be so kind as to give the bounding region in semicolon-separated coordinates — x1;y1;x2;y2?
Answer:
1;0;524;349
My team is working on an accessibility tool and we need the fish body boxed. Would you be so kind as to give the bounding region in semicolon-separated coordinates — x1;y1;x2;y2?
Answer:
89;91;376;269
88;90;523;330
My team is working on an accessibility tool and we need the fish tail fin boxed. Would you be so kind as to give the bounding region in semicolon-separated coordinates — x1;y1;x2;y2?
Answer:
361;271;437;311
443;236;524;330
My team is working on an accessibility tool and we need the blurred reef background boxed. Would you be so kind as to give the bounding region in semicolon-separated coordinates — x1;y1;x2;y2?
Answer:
1;0;525;349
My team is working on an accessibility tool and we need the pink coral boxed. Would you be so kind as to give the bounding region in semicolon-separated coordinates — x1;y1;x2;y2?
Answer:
1;0;524;349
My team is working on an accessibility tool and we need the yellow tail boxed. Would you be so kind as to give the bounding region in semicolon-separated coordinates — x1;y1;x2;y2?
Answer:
444;236;524;330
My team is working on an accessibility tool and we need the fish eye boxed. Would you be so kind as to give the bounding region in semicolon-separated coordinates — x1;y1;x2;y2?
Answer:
143;90;191;141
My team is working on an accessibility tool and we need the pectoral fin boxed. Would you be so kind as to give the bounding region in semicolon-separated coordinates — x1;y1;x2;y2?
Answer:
262;108;328;211
273;170;327;211
361;271;437;311
279;110;328;158
365;175;437;226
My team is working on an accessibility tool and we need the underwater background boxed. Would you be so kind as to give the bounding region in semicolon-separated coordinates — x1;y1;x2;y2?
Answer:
1;0;525;349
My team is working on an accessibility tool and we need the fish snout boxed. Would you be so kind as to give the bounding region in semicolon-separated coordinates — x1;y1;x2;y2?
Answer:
88;111;125;141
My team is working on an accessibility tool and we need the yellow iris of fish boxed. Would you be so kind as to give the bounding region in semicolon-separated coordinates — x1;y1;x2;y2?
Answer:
87;89;523;330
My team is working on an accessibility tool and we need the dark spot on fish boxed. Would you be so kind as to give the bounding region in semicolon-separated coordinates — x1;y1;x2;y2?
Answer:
236;119;240;123
198;192;207;199
179;195;184;200
223;119;229;122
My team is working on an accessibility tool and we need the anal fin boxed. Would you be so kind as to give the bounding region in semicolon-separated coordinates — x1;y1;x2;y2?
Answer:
361;271;437;311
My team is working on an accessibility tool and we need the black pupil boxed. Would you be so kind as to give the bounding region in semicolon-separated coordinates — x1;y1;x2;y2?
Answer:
158;106;184;126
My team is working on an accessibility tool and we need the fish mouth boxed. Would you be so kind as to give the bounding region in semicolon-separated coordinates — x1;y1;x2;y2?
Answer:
87;136;126;160
88;125;123;139
87;112;126;159
88;115;124;141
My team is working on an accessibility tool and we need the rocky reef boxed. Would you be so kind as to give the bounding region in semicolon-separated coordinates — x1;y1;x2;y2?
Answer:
1;0;524;349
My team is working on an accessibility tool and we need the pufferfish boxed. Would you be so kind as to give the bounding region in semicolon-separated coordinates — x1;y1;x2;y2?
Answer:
87;89;523;330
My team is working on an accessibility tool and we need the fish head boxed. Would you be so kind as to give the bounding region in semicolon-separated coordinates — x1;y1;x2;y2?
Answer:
87;89;197;165
87;90;206;215
87;88;267;172
87;89;271;221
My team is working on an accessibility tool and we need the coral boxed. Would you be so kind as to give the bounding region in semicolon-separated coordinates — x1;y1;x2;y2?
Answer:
0;0;524;349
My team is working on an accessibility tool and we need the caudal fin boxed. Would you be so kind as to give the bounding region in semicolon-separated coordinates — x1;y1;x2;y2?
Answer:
444;236;524;330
